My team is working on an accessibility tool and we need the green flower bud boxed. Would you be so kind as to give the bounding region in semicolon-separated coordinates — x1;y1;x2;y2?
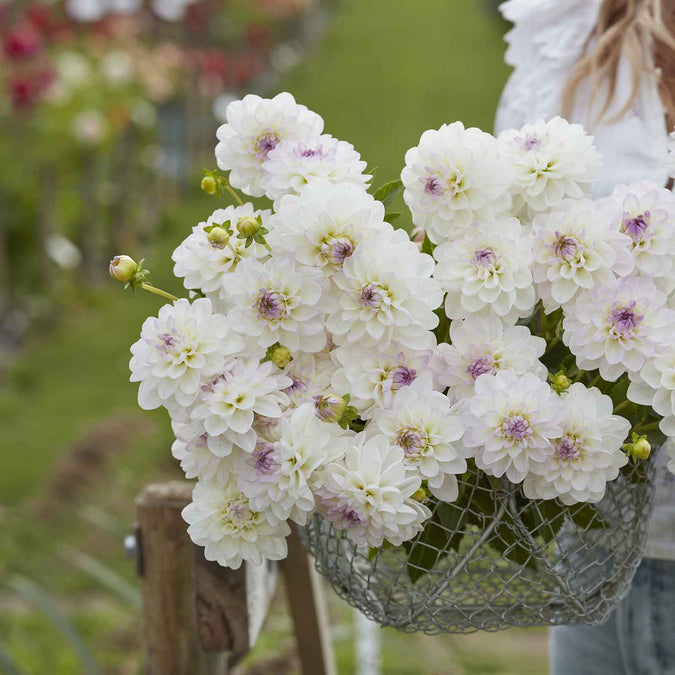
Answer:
109;255;138;283
314;393;347;424
270;345;292;368
236;215;260;238
412;487;428;502
550;371;572;393
201;175;217;195
623;433;652;462
207;226;230;249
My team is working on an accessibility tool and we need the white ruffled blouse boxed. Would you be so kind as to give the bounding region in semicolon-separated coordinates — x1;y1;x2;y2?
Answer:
496;0;675;561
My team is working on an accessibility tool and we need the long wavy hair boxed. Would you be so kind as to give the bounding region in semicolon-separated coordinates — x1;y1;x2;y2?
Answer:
562;0;675;127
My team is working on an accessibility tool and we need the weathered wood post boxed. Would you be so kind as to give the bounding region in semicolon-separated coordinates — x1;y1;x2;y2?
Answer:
136;482;228;675
135;481;336;675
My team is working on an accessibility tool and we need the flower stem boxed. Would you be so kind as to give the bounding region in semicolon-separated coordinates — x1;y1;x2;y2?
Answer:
634;421;661;433
141;282;179;302
614;400;631;413
227;241;241;261
224;183;244;206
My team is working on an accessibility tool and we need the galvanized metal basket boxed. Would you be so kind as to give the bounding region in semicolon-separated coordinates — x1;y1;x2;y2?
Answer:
301;458;655;633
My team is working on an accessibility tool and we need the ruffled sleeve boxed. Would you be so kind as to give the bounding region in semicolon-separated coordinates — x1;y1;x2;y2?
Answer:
495;0;602;133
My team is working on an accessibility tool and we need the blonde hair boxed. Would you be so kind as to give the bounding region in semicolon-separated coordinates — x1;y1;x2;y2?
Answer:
562;0;675;127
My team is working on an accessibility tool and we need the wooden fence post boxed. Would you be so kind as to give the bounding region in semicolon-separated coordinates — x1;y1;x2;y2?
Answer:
136;482;229;675
136;482;336;675
281;524;337;675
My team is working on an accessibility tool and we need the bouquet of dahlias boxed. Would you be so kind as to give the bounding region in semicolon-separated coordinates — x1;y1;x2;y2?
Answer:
115;92;675;627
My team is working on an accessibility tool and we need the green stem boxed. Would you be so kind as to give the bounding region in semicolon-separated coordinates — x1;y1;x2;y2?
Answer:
614;400;631;413
224;183;244;207
587;373;602;388
634;421;660;433
141;282;179;302
572;369;586;383
227;241;241;261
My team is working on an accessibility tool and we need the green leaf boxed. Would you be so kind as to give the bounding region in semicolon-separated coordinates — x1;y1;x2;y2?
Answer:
0;639;24;675
436;502;467;552
8;575;102;675
383;211;402;224
421;233;435;257
403;512;450;583
61;547;140;609
373;179;403;207
569;503;608;530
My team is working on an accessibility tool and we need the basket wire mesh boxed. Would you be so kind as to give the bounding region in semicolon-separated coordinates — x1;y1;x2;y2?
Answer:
301;457;656;633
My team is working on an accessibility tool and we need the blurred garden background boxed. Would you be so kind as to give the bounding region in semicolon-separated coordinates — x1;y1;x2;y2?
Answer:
0;0;549;672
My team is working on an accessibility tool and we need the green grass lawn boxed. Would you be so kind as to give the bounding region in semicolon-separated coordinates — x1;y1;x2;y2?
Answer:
0;1;552;673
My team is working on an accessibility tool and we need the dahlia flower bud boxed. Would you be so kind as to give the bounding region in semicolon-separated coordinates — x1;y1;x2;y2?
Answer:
109;255;138;283
623;433;652;462
270;345;292;368
236;215;260;238
201;175;218;195
207;226;230;249
412;486;428;502
314;392;347;424
550;371;571;393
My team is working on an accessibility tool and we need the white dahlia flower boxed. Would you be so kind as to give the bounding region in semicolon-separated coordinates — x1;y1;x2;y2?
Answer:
434;217;536;322
267;180;390;274
331;341;440;418
237;403;351;525
532;200;634;313
282;351;334;407
226;256;329;353
370;376;467;502
437;316;547;403
605;180;675;278
627;347;675;435
563;277;675;381
129;298;243;413
190;358;291;448
401;122;511;244
183;480;290;569
172;204;269;307
462;370;563;484
523;384;630;504
498;117;601;215
171;420;237;485
215;92;324;197
315;434;431;547
261;134;370;201
327;229;442;350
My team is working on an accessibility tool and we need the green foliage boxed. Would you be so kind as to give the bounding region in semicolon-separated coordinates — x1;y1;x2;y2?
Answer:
373;179;403;207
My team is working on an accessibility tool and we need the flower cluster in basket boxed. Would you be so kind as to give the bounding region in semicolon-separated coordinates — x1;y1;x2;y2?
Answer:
114;92;675;570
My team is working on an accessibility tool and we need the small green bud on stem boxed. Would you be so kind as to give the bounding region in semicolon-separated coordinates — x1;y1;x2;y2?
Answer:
623;432;652;462
270;345;292;368
109;255;138;283
412;487;428;502
207;226;231;249
201;175;218;195
549;370;572;393
236;215;260;238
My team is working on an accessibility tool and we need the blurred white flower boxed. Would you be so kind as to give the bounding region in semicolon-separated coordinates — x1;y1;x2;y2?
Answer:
401;121;511;244
563;277;675;381
45;234;82;270
462;370;562;484
523;384;630;504
101;51;135;86
215;92;324;198
316;434;431;547
72;110;108;145
498;117;601;215
434;217;535;322
183;480;290;569
437;316;546;403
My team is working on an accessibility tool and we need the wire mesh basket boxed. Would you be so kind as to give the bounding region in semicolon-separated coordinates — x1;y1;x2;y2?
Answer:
301;457;656;633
